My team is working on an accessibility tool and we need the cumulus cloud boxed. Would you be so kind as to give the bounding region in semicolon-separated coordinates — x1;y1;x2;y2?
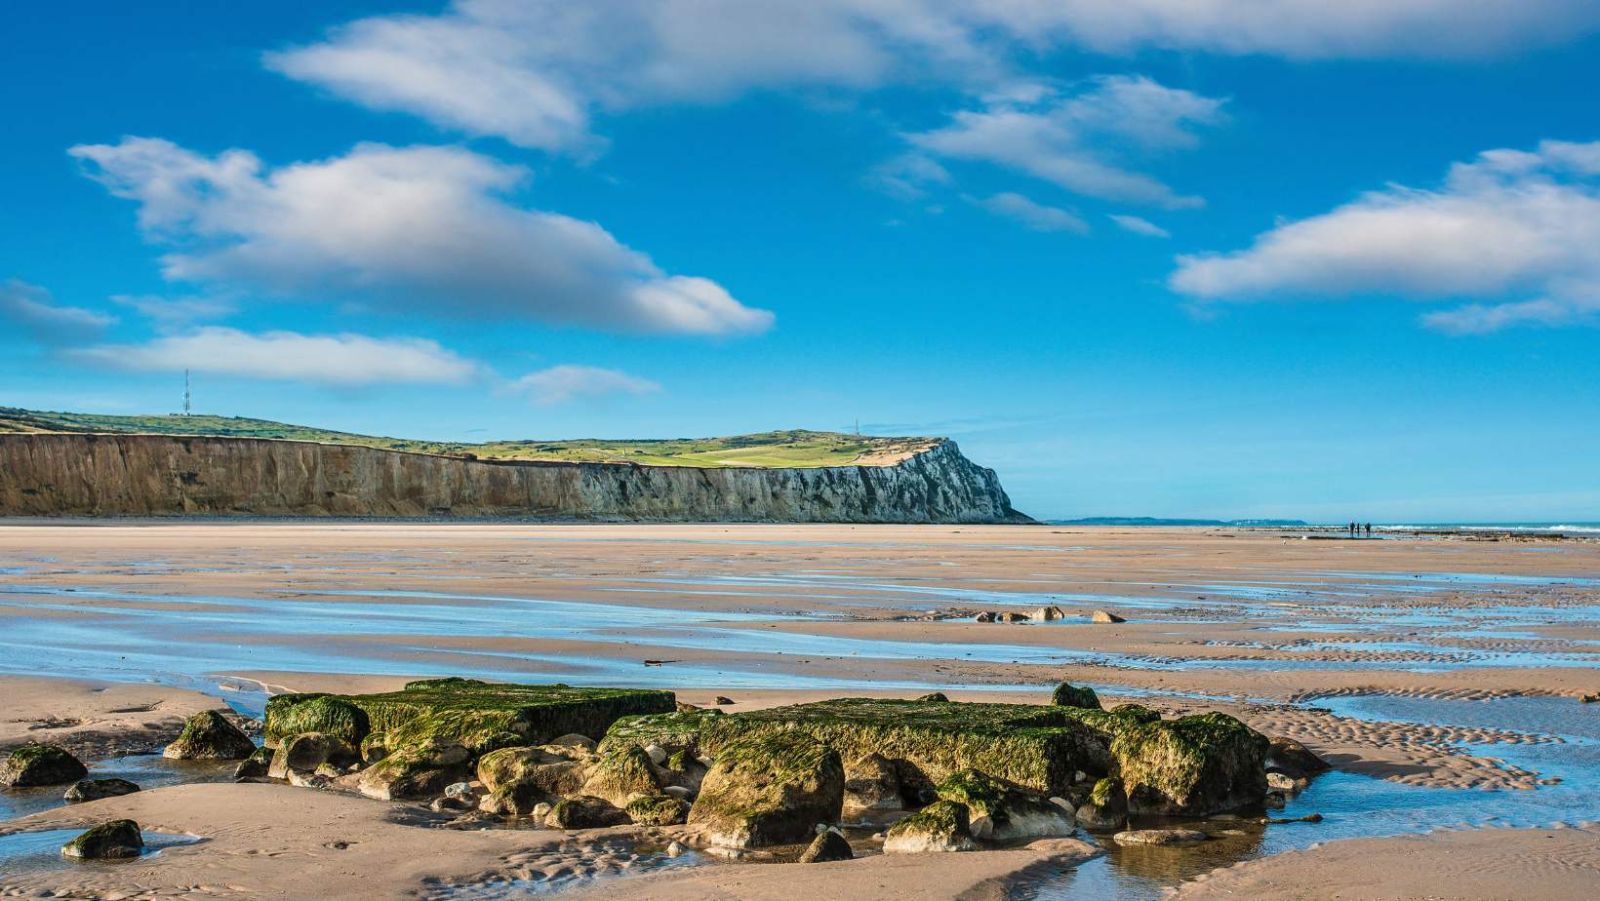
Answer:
908;77;1225;209
269;1;1600;150
970;192;1088;234
507;364;661;405
1109;213;1170;238
0;279;116;342
1170;139;1600;332
69;327;480;386
69;138;772;336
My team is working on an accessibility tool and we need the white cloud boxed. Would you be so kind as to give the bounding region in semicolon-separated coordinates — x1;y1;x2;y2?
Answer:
908;77;1225;209
971;192;1088;234
69;327;480;386
111;294;236;327
1170;139;1600;332
69;138;773;336
269;2;1600;150
0;279;116;342
865;153;952;201
507;364;661;405
1109;213;1170;238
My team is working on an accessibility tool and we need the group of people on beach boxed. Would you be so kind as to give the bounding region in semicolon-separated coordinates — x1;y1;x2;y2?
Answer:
1347;521;1373;536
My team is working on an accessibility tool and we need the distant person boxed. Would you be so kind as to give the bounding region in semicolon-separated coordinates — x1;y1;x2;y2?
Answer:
1365;523;1372;537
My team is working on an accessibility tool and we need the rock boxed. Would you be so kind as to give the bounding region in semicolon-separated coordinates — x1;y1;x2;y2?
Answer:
163;709;257;760
1266;813;1323;824
263;695;370;748
974;611;996;623
936;769;1076;840
643;743;668;765
1050;683;1102;711
663;784;693;800
626;793;690;826
1074;777;1128;831
1113;828;1209;846
1266;736;1330;780
269;732;359;780
1580;693;1598;704
359;731;389;765
531;802;552;820
798;830;854;863
1090;610;1126;624
0;742;87;787
287;769;333;789
677;701;702;713
1111;712;1268;815
266;679;674;754
915;692;949;703
714;696;735;706
1266;771;1308;794
64;778;140;803
61;820;144;860
843;753;903;813
998;612;1029;623
444;781;476;801
233;746;273;779
687;731;844;850
357;738;472;801
665;840;687;857
545;795;630;829
1109;703;1162;724
432;796;472;812
582;744;663;807
1032;605;1065;621
548;733;598;754
477;746;586;813
883;801;976;853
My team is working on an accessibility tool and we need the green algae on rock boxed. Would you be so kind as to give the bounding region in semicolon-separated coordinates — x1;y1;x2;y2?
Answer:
687;731;844;850
582;743;663;807
61;819;143;860
0;742;87;787
1076;776;1129;831
625;793;690;826
545;794;630;829
883;800;976;853
1111;712;1268;815
935;769;1075;840
357;737;471;801
1050;683;1102;710
263;695;369;748
164;709;256;760
475;747;587;815
266;680;674;754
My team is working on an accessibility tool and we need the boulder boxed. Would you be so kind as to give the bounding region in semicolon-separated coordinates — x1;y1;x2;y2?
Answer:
798;829;854;863
1267;736;1330;780
1113;828;1208;846
234;746;274;779
476;747;586;815
843;753;903;813
545;795;630;829
1074;777;1128;831
626;793;690;826
164;710;257;760
883;801;976;853
1050;683;1102;711
360;732;389;765
269;732;358;780
548;733;598;754
998;612;1029;623
357;738;471;801
263;695;369;748
266;679;674;755
64;778;140;803
1090;610;1126;624
582;744;663;807
687;731;844;850
936;769;1075;840
1032;606;1065;621
974;611;996;623
61;820;143;860
1109;704;1162;724
0;742;87;787
915;692;949;703
1111;712;1268;815
714;696;735;706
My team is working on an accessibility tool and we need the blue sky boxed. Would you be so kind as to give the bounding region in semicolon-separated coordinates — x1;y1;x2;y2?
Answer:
4;1;1599;521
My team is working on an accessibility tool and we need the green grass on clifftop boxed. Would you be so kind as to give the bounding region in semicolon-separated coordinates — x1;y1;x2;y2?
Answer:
0;407;937;468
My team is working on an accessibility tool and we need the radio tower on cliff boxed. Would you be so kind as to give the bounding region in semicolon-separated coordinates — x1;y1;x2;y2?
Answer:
183;369;192;416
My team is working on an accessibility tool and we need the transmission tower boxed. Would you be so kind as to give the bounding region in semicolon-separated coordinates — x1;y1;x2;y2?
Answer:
183;369;192;416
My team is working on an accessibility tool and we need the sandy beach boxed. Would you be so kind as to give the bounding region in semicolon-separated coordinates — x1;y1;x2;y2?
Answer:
1;522;1597;898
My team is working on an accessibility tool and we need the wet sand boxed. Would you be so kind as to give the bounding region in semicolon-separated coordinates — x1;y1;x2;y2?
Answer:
0;522;1597;897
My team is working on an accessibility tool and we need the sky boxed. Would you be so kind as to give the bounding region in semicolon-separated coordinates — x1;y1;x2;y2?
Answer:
4;1;1599;522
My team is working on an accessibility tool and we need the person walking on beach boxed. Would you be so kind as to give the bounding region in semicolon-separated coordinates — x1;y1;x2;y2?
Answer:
1365;523;1372;537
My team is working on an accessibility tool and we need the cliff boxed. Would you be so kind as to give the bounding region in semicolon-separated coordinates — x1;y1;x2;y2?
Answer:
0;433;1031;523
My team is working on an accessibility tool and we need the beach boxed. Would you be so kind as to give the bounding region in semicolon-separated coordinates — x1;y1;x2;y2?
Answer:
1;522;1597;898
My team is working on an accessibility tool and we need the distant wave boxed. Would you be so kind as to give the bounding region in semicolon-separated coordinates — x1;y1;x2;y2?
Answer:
1380;523;1600;534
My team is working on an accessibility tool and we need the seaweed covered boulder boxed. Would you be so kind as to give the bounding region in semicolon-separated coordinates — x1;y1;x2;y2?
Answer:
164;710;256;760
1112;712;1268;815
883;800;976;853
545;795;630;829
581;743;662;807
263;695;369;748
475;746;586;815
625;793;690;826
0;743;87;787
61;820;143;860
234;746;274;779
1075;777;1128;831
843;752;903;812
936;769;1075;840
64;778;140;803
1050;683;1101;711
687;731;844;850
267;679;674;754
268;732;359;781
357;738;471;801
799;829;854;862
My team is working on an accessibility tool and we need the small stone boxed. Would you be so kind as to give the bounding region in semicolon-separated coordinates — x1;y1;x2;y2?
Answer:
974;611;996;623
1090;610;1126;624
445;781;475;800
532;802;553;820
1031;605;1065;621
1113;828;1208;846
998;612;1029;623
798;830;854;863
61;820;143;860
1265;813;1324;825
64;778;140;803
432;796;472;812
643;744;668;766
663;785;693;800
1266;771;1308;794
665;841;687;858
714;696;735;706
545;795;630;830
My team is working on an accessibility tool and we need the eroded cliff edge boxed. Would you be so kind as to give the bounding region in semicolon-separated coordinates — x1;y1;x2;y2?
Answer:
0;433;1031;523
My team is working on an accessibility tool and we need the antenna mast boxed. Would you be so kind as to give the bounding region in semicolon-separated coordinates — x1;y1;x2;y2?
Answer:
183;369;192;416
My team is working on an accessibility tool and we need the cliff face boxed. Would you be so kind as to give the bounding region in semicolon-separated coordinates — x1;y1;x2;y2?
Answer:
0;434;1030;523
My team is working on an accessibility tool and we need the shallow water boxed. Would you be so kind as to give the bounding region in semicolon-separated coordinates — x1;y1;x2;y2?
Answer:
0;828;203;876
0;754;239;822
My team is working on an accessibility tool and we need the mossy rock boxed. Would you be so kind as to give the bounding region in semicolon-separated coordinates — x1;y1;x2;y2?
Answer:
598;708;725;759
843;752;902;812
1050;683;1102;710
264;695;369;748
1266;736;1330;779
1109;704;1162;724
935;769;1074;840
234;746;273;779
799;829;854;862
687;731;843;850
64;778;140;802
271;680;673;755
1112;712;1268;815
1076;777;1128;831
476;747;586;815
0;742;87;787
61;820;143;860
883;800;975;853
582;743;662;807
269;732;358;780
360;732;389;765
625;793;689;826
164;710;256;760
356;738;471;801
545;794;630;829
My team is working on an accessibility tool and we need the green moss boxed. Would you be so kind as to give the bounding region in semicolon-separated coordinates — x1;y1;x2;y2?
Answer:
1111;712;1267;815
1;742;87;787
687;731;844;849
1050;683;1101;710
582;744;661;806
625;794;688;826
888;799;969;838
165;710;255;759
934;769;1008;820
1090;776;1121;808
264;695;369;747
598;708;724;758
60;819;143;860
1109;704;1161;724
